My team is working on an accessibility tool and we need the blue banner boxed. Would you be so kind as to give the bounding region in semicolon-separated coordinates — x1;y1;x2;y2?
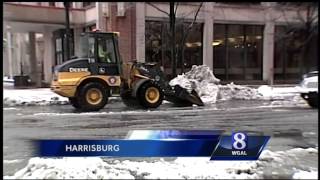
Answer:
35;130;270;160
36;139;219;157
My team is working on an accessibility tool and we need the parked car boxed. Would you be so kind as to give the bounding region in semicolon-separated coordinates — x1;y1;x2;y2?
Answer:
297;71;318;108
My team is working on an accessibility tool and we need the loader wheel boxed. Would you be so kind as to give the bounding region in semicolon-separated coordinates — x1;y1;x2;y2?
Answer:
69;97;80;109
78;82;108;111
138;82;163;108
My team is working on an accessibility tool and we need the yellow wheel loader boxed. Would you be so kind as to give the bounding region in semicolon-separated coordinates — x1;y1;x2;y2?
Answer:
51;32;203;111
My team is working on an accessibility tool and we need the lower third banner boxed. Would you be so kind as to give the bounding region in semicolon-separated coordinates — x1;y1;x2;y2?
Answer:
35;130;270;160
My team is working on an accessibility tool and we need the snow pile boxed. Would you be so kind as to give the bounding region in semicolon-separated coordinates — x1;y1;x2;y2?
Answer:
257;85;308;106
3;88;69;106
169;65;263;104
218;83;262;101
169;65;220;93
4;157;134;179
5;148;318;179
293;170;318;179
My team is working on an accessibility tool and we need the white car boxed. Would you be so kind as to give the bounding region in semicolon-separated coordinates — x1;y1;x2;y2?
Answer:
296;71;318;108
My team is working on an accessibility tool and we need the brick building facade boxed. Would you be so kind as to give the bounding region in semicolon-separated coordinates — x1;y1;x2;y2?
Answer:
3;2;318;86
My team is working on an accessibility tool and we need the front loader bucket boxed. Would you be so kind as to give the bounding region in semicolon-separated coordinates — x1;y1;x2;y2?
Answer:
164;85;204;106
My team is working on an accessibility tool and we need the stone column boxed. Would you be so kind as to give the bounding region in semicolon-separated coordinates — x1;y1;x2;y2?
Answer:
96;2;107;31
16;33;22;75
203;2;214;70
262;2;275;84
135;2;145;62
28;32;41;87
6;30;13;78
43;30;54;83
73;26;82;57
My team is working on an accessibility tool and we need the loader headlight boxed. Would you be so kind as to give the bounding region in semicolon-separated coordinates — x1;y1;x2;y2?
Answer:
155;75;160;81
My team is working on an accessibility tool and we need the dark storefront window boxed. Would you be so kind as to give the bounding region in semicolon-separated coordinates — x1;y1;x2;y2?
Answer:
213;24;263;81
182;23;203;71
83;24;96;32
53;29;75;65
145;21;163;64
145;20;203;76
83;2;95;8
227;25;245;80
48;2;55;7
245;25;263;80
213;24;226;79
274;26;318;81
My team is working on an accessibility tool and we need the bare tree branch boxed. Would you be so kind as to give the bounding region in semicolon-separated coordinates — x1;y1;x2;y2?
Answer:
180;2;203;72
174;2;179;16
297;8;306;24
146;2;169;16
188;3;203;29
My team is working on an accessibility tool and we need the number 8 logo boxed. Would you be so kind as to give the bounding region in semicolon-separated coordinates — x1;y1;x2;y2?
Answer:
232;132;247;150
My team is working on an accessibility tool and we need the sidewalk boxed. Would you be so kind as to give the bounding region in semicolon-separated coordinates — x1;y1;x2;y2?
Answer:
3;87;69;106
3;82;121;106
3;81;302;107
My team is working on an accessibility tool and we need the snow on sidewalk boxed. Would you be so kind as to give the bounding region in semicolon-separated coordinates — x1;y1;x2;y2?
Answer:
257;85;301;100
3;88;69;106
3;66;305;107
4;147;318;179
3;87;122;107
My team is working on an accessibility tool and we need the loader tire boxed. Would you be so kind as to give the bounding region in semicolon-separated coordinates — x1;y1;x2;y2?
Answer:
69;97;80;109
120;90;140;107
138;81;163;108
307;99;318;108
77;82;108;111
120;81;138;107
303;92;318;108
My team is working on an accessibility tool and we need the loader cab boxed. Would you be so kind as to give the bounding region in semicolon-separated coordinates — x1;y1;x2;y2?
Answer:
79;32;121;76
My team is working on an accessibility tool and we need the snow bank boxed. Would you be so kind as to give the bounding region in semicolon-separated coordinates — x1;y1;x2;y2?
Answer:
3;76;14;88
169;65;306;105
257;85;302;100
293;170;318;179
3;76;14;83
3;88;122;107
3;88;69;106
2;66;305;107
5;148;318;179
170;65;263;104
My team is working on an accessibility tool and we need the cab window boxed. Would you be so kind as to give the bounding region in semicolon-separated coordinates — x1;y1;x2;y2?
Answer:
88;37;95;58
97;37;117;64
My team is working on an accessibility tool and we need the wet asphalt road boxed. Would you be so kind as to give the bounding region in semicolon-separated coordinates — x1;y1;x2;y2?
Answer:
3;99;318;176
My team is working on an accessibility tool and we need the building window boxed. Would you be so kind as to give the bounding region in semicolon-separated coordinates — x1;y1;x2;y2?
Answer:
55;38;63;65
274;25;318;81
83;24;96;32
48;2;55;7
213;24;263;81
145;20;203;76
53;29;75;65
219;2;261;5
83;2;95;8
